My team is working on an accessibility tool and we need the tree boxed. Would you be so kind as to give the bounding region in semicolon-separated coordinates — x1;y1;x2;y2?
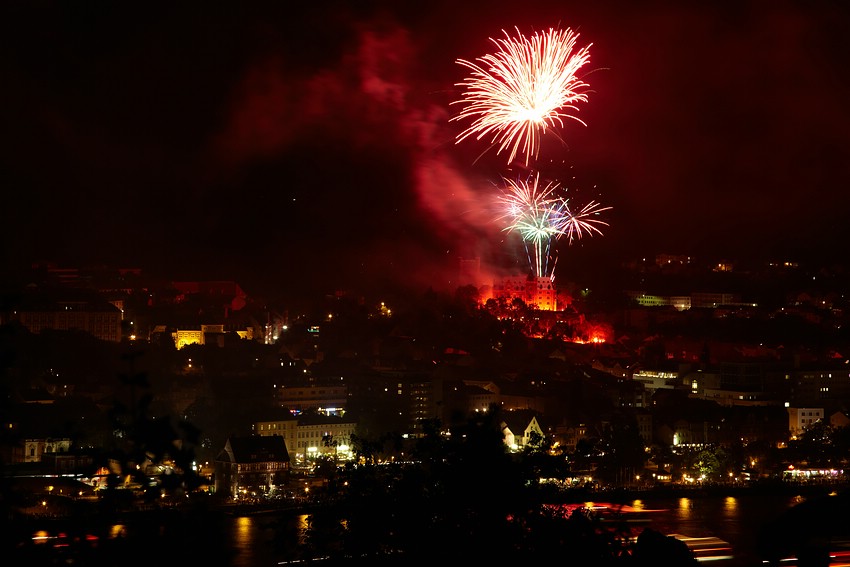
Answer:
313;455;339;492
694;447;723;481
349;432;380;465
788;420;836;467
519;430;569;484
101;348;202;508
595;415;648;486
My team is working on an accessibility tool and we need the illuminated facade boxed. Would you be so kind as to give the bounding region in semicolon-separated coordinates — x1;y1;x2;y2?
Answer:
625;292;692;311
787;407;824;438
255;413;356;463
632;369;681;393
172;324;254;349
624;291;752;311
22;437;71;463
500;411;545;452
214;435;290;498
491;274;559;311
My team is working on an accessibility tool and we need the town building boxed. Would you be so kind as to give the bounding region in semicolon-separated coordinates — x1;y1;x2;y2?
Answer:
254;411;357;465
274;383;347;415
789;364;850;415
8;290;122;342
214;435;290;498
171;323;255;349
787;407;824;439
489;274;561;311
500;409;545;451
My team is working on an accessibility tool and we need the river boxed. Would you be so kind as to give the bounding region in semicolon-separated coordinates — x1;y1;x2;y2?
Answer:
220;489;828;566
11;487;845;566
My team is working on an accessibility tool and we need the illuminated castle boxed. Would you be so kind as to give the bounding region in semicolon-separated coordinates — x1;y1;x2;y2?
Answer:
491;274;560;311
459;257;565;312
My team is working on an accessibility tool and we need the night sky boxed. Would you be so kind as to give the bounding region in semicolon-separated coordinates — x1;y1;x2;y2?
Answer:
2;1;849;300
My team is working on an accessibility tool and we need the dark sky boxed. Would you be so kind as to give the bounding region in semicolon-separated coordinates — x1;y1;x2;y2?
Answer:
2;1;849;300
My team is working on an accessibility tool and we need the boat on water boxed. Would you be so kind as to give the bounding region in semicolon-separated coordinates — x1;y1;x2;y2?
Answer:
668;534;734;563
543;502;735;563
543;501;667;525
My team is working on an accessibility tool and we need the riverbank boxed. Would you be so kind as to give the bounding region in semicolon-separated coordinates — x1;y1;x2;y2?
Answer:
8;478;848;521
551;479;850;505
8;482;848;566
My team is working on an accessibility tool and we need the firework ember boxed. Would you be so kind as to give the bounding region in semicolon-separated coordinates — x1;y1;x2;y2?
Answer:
498;173;609;278
452;27;592;166
557;199;611;245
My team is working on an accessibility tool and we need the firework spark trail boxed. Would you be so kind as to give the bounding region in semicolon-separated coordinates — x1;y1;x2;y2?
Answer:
498;173;564;278
497;174;560;223
451;27;592;166
498;173;609;278
556;199;611;244
512;207;560;278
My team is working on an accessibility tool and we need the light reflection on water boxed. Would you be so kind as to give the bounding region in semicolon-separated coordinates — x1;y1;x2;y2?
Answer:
230;516;256;567
221;513;314;567
14;491;822;567
109;523;127;539
296;513;309;539
211;493;807;567
621;493;807;566
678;496;692;518
724;495;737;517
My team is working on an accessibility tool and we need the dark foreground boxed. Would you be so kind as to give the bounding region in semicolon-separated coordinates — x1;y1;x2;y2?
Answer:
6;483;850;567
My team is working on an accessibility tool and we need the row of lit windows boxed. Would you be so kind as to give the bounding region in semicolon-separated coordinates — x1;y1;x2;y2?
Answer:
257;422;354;435
237;462;284;472
279;388;345;395
258;423;293;431
298;430;352;438
798;373;850;380
634;372;677;379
